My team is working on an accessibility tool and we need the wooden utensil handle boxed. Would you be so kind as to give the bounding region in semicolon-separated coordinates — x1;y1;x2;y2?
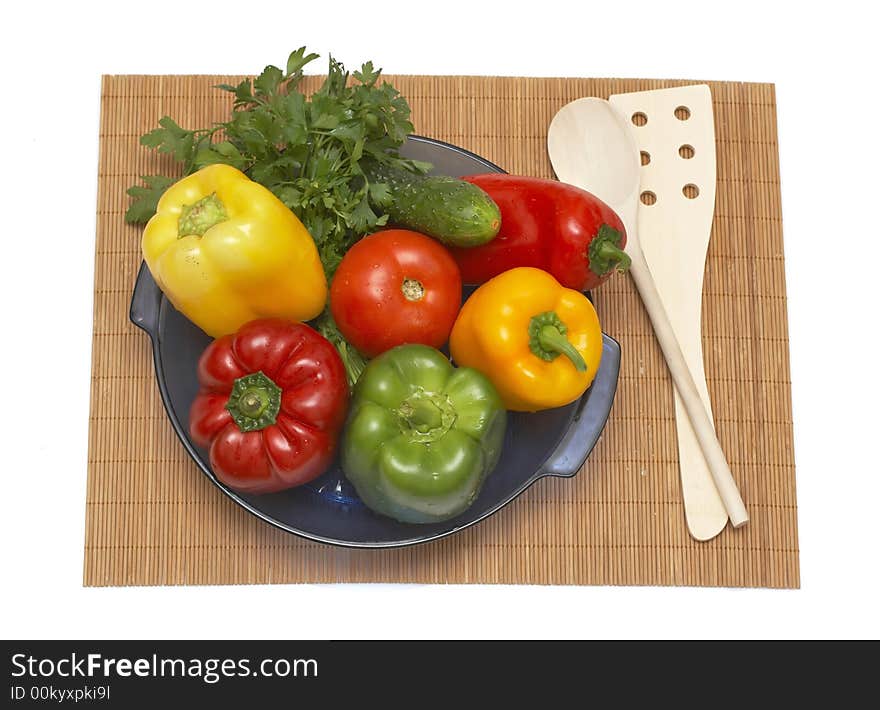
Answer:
627;244;749;527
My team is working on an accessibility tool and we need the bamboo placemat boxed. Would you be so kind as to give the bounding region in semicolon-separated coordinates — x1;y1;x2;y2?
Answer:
85;74;798;588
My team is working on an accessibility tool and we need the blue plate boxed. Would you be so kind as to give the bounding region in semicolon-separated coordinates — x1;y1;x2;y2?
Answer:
129;135;621;548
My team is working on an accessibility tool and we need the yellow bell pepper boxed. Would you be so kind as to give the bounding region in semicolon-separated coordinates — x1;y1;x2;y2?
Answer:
141;164;326;337
450;267;603;412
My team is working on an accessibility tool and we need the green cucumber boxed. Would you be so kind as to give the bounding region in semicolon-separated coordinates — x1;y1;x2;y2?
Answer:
366;162;501;247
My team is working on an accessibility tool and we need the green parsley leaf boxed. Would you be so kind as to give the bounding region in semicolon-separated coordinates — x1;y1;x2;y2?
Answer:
353;62;380;87
347;194;379;232
124;175;176;224
254;65;284;97
368;181;392;207
285;47;320;80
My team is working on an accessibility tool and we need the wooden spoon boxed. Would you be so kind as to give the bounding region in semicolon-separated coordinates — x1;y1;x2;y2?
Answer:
547;97;748;528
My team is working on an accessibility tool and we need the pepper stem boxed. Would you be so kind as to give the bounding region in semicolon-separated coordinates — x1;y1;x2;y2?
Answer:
588;223;632;275
538;326;587;372
527;311;588;372
399;397;443;430
397;388;457;443
178;193;228;237
225;371;282;432
238;389;270;418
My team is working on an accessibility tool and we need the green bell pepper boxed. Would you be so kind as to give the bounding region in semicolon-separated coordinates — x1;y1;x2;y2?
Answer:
341;344;507;523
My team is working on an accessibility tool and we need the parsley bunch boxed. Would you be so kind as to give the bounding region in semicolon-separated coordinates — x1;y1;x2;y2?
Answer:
126;48;429;272
126;48;431;383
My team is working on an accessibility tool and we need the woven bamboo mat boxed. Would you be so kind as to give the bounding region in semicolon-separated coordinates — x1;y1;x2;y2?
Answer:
85;74;798;588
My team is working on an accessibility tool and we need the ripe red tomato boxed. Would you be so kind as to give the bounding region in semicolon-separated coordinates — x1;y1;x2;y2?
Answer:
330;229;462;358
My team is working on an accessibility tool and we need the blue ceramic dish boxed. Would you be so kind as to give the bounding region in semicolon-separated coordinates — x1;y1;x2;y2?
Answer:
129;135;621;548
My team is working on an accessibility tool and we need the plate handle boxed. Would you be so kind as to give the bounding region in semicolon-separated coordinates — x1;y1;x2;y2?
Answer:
129;261;161;337
537;334;621;478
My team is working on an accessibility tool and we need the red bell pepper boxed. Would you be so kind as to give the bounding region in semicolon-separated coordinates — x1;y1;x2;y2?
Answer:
449;174;630;292
189;319;349;494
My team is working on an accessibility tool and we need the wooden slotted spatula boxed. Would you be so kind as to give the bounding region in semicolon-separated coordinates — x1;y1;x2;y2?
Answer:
608;85;728;540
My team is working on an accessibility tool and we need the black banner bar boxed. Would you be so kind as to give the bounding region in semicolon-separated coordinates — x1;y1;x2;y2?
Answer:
1;640;875;706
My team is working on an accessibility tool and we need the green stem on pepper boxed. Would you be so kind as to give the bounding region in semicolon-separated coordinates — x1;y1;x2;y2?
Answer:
527;311;587;372
178;193;228;237
225;371;282;432
588;223;631;275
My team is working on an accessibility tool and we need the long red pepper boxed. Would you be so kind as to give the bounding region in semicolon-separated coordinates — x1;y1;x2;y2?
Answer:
449;174;630;292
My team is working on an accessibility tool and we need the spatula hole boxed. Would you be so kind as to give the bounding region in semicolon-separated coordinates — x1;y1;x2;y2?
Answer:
640;151;651;165
640;191;657;206
675;106;691;121
679;144;695;159
683;184;700;199
631;112;648;126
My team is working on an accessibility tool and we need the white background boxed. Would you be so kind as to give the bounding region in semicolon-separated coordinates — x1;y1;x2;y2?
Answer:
1;0;878;640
